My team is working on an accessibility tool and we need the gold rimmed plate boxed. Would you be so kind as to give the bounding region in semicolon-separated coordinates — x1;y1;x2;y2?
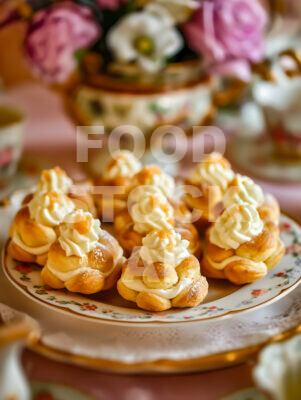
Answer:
1;190;301;373
29;321;301;374
2;212;301;325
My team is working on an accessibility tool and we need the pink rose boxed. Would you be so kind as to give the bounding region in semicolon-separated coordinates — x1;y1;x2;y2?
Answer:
96;0;128;8
25;1;101;83
251;289;268;297
182;0;268;81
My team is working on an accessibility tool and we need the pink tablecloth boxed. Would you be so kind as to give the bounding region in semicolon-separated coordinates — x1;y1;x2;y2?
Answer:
4;83;301;400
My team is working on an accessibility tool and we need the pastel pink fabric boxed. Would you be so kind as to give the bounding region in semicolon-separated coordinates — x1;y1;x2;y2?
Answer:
25;1;101;83
22;350;255;400
182;0;268;81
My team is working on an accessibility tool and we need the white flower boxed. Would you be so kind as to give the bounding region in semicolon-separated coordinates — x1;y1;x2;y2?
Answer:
145;0;199;23
107;11;183;73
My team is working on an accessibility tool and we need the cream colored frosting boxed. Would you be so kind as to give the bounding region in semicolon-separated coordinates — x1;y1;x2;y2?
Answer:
12;232;54;255
128;184;167;205
206;255;267;273
103;150;142;181
134;166;175;199
131;193;174;234
37;167;73;194
210;204;264;250
47;265;92;282
58;210;102;257
140;229;190;267
146;170;175;199
121;275;192;299
189;156;234;191
28;191;75;227
223;174;264;209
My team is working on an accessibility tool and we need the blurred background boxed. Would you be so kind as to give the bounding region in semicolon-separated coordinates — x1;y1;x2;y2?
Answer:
0;0;300;184
0;1;301;399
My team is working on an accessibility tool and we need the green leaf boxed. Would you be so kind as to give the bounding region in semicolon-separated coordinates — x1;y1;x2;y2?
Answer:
74;48;88;67
126;0;138;12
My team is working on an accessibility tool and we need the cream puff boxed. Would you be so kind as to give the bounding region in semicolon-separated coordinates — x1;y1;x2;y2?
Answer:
131;165;175;201
131;165;191;221
9;191;75;265
114;189;200;257
94;150;142;221
184;152;234;229
222;174;280;224
23;166;96;216
41;210;124;294
117;229;208;311
202;204;285;285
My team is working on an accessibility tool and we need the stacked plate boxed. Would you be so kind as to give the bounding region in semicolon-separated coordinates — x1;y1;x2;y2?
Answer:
1;189;301;373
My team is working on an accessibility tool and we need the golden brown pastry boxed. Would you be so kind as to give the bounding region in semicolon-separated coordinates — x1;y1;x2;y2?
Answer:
41;209;124;294
184;152;235;229
222;174;280;224
114;189;200;257
94;150;142;221
23;166;96;216
202;204;285;285
117;229;208;311
9;191;75;265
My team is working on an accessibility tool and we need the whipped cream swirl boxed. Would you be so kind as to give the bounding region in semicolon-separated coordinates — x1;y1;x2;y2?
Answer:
37;167;73;194
140;229;190;267
210;204;264;250
134;166;175;199
58;210;102;257
189;155;234;192
128;184;167;205
103;150;142;181
131;193;174;234
223;175;264;209
28;191;75;227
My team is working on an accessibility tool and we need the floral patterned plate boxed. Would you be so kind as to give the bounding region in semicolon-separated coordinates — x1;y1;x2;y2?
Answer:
2;214;301;325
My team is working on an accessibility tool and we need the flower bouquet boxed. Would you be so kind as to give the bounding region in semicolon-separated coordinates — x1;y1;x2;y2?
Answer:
2;0;269;134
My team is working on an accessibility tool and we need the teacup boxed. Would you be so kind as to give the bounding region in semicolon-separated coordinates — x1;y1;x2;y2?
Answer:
253;59;301;160
0;105;24;187
254;334;301;400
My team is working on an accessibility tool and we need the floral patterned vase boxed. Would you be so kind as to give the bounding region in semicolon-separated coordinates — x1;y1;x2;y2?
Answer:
60;56;215;175
61;56;215;136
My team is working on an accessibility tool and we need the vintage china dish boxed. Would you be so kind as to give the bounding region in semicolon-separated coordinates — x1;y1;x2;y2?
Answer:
2;271;301;373
1;187;301;372
2;205;301;324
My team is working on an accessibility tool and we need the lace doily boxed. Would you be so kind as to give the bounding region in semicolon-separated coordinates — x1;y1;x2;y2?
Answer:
1;270;300;364
41;287;301;363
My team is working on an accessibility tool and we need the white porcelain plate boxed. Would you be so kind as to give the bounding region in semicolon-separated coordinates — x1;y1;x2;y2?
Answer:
2;214;301;324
